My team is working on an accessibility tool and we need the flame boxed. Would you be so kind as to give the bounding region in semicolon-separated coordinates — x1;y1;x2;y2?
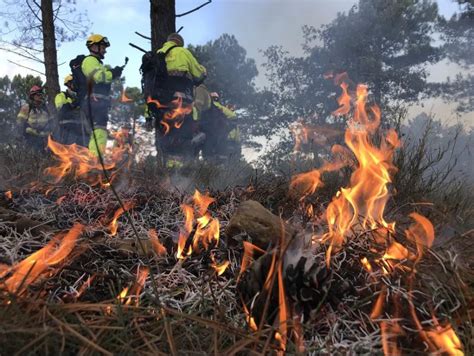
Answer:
379;241;410;274
380;320;402;356
193;190;215;216
370;288;386;319
426;325;464;356
0;264;10;278
405;212;435;261
45;136;128;186
177;204;194;259
290;159;347;202
3;223;83;294
74;274;96;299
148;229;167;256
242;303;258;331
118;287;130;302
5;191;12;200
290;170;323;200
109;201;134;236
238;241;265;282
147;96;192;136
120;87;133;103
117;267;149;306
210;254;230;276
277;257;288;352
176;190;221;259
319;83;400;265
361;257;373;272
333;81;351;116
284;74;463;355
292;313;305;354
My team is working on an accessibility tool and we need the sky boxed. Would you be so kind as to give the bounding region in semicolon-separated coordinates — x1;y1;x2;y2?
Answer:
0;0;471;126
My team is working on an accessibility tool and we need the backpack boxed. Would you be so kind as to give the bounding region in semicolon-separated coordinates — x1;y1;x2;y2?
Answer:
69;55;89;104
140;45;177;99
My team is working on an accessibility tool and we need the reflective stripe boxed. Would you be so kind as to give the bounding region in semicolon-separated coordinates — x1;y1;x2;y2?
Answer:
59;120;81;125
166;159;184;169
81;93;111;101
168;70;193;80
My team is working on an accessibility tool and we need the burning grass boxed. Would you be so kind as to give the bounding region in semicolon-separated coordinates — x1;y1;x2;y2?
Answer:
0;76;472;354
0;177;471;354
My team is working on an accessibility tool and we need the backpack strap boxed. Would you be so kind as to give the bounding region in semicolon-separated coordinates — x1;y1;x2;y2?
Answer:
163;45;178;57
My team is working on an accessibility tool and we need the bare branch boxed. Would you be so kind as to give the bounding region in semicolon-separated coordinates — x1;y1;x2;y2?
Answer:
177;26;184;33
7;59;45;76
0;46;44;63
135;31;151;41
0;39;42;53
31;0;41;10
25;0;42;23
53;1;63;22
176;0;212;17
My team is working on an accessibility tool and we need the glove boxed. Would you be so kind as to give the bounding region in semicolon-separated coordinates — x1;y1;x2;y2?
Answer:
111;66;123;79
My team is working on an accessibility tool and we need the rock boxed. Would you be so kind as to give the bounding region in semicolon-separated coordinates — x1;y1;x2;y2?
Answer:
224;200;296;250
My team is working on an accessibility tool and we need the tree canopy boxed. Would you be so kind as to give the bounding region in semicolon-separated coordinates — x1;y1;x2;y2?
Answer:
189;34;258;108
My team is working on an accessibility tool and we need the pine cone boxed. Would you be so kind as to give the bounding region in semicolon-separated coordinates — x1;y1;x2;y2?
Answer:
285;256;333;321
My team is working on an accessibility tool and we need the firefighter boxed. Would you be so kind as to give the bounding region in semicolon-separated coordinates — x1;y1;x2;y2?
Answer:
81;34;123;156
54;74;89;146
200;92;241;162
147;33;207;169
16;85;53;152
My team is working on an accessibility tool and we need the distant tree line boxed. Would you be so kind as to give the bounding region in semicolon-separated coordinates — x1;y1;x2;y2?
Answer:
0;0;471;169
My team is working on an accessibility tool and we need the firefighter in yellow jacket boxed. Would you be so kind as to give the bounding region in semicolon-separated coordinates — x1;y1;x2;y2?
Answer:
147;33;207;169
200;92;241;162
16;85;53;152
80;34;123;156
55;75;89;146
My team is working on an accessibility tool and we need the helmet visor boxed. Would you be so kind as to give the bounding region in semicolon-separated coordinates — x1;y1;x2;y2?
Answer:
100;37;110;47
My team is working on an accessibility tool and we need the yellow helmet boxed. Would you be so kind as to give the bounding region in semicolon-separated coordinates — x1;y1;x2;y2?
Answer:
86;34;110;48
64;74;73;85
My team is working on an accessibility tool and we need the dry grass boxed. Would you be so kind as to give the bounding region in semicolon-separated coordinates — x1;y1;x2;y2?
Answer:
0;147;472;354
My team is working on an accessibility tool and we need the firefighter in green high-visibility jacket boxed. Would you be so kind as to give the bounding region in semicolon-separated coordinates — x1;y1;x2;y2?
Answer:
54;74;89;146
16;85;53;152
80;34;123;156
147;33;207;169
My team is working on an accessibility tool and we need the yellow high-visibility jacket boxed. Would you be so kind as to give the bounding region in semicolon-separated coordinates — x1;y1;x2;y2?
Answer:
213;101;239;141
54;91;74;109
17;103;51;136
213;101;236;120
81;56;113;95
55;91;80;124
158;41;207;83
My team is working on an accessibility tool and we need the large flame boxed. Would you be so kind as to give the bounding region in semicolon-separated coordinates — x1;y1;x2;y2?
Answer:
45;136;129;186
177;190;221;259
2;223;83;294
320;83;400;265
285;74;463;355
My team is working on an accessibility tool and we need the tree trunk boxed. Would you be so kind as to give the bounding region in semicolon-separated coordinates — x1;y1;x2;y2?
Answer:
150;0;176;52
40;0;60;111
